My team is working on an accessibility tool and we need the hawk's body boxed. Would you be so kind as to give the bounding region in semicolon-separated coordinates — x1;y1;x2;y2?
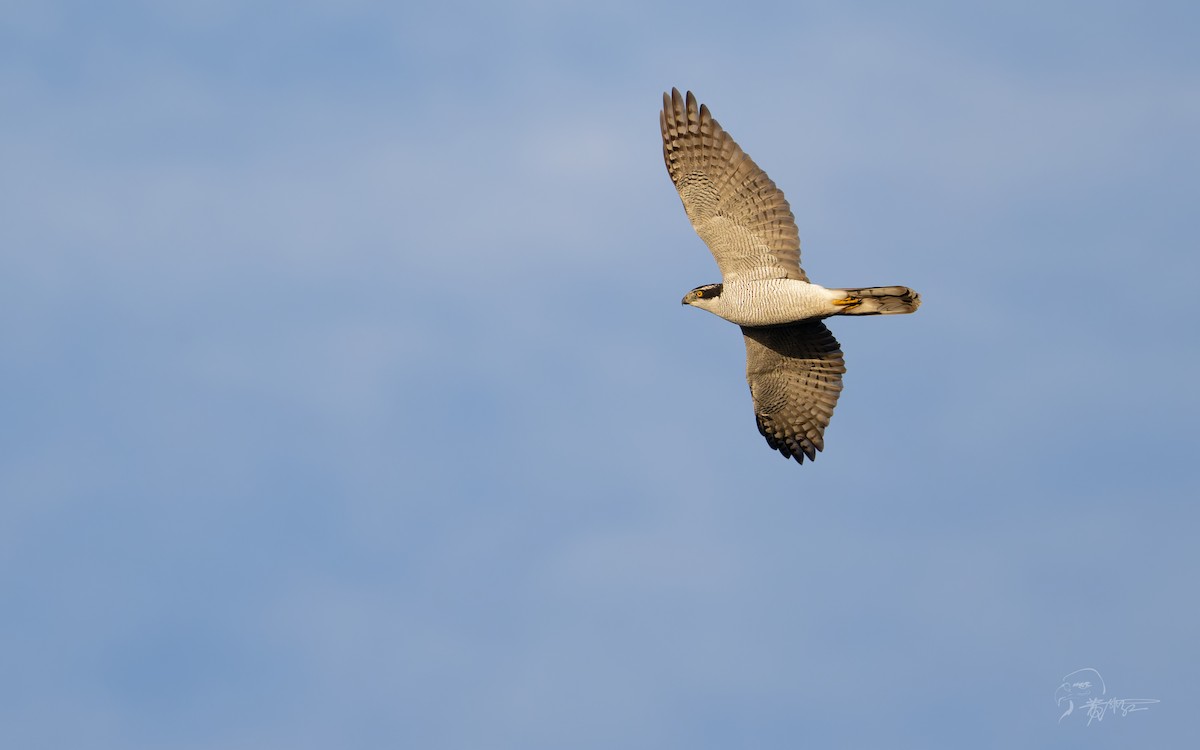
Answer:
661;88;920;464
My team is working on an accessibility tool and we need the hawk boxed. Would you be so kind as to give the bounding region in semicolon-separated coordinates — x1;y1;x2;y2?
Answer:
661;88;920;464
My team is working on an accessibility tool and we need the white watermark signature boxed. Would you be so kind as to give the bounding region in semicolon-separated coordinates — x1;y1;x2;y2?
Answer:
1056;668;1159;725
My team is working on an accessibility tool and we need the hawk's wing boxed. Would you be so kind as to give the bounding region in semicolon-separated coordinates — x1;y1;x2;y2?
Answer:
661;88;807;283
741;321;845;464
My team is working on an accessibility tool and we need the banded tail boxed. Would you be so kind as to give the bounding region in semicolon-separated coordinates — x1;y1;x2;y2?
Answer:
832;286;921;315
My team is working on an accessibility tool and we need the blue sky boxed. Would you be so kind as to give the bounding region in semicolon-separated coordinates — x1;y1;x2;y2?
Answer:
2;1;1198;747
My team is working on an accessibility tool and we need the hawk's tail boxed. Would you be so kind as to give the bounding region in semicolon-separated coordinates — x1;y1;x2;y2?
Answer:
832;286;921;315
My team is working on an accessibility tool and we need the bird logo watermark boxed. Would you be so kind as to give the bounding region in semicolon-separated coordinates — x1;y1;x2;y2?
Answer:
1055;668;1159;725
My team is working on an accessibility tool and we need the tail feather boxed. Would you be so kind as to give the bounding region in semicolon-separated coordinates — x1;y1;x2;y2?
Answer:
834;286;921;315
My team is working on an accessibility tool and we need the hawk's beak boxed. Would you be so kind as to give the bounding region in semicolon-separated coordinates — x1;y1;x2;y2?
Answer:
682;291;697;305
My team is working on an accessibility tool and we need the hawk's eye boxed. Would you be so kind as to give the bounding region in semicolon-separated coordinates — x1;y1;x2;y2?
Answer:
695;290;705;298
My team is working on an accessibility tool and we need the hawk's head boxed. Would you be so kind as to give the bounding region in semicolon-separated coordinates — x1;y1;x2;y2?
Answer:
682;283;723;307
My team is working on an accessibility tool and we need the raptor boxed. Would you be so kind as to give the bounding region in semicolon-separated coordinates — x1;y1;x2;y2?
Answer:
661;88;920;464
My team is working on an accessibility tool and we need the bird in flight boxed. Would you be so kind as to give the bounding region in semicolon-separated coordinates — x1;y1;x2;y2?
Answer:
661;88;920;464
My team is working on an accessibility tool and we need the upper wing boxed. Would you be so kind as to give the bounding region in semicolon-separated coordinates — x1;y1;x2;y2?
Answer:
661;88;807;283
741;321;845;464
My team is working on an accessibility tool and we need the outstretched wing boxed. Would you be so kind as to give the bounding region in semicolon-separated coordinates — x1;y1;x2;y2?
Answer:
741;321;845;464
661;88;807;283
